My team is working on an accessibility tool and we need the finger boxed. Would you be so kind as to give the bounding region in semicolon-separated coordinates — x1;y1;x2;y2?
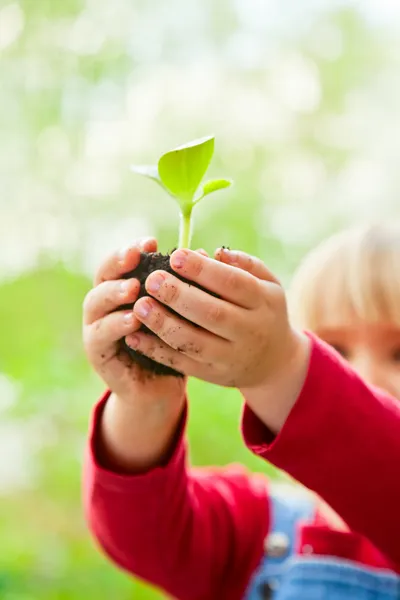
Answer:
145;270;243;340
195;248;209;257
215;248;280;284
133;297;230;361
83;278;141;325
125;332;201;376
94;237;157;286
169;249;262;309
84;310;141;358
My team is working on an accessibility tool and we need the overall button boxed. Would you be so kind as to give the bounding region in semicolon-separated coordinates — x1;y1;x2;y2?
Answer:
258;582;273;599
264;532;290;558
258;578;279;599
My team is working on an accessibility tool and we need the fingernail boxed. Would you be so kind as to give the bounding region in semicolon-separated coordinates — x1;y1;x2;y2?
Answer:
223;249;239;264
120;281;130;295
171;249;188;269
138;237;154;250
118;246;130;262
123;312;134;324
127;334;140;348
146;272;165;293
135;300;151;319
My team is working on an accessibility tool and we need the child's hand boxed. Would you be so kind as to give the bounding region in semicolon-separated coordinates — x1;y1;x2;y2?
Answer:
83;237;185;400
125;246;310;432
125;247;309;390
83;238;187;472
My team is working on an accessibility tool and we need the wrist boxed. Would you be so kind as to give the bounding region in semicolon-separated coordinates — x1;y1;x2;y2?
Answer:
112;386;185;420
98;389;186;473
240;330;311;434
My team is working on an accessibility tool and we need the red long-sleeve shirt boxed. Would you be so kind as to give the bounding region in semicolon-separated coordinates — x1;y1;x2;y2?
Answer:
83;336;400;599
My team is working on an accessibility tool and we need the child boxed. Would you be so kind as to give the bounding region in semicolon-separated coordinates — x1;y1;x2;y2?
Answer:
83;225;400;599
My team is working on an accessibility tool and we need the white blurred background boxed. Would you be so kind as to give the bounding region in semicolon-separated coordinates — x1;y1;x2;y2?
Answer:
1;1;400;598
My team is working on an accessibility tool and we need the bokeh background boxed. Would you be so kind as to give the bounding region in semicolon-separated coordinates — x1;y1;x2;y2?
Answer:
1;0;400;598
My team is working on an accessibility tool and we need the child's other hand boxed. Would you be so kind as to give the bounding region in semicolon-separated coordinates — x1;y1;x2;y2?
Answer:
125;246;310;431
82;238;186;406
125;247;309;400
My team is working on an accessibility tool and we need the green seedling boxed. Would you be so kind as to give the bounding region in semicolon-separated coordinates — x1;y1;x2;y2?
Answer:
131;135;232;249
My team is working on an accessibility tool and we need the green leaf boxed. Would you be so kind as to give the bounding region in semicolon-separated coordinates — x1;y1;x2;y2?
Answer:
157;136;215;209
130;164;169;193
130;164;160;181
197;178;232;202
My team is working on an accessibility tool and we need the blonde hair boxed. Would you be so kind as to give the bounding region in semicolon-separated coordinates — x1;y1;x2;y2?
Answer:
288;223;400;331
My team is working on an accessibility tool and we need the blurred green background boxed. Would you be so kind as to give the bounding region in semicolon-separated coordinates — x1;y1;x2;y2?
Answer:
1;0;400;598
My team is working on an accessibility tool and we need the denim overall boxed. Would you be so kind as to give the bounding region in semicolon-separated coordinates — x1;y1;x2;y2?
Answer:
244;492;400;599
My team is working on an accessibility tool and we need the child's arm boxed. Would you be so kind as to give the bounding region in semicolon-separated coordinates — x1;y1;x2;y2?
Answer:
125;247;400;569
84;392;269;600
82;240;269;599
82;238;188;474
242;334;400;570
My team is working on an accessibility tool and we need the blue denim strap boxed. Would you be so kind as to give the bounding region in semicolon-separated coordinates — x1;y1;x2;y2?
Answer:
244;490;314;598
262;491;315;582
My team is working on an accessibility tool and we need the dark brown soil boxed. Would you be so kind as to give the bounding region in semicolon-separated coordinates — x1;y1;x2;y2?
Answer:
120;252;217;377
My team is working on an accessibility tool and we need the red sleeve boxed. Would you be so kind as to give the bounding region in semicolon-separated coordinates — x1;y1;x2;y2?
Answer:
83;393;269;600
242;333;400;570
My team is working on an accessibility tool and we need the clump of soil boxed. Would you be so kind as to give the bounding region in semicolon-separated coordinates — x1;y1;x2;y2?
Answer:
120;252;216;377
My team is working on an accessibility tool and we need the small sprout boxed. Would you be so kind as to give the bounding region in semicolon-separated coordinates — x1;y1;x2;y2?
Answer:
131;136;232;249
194;178;232;204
